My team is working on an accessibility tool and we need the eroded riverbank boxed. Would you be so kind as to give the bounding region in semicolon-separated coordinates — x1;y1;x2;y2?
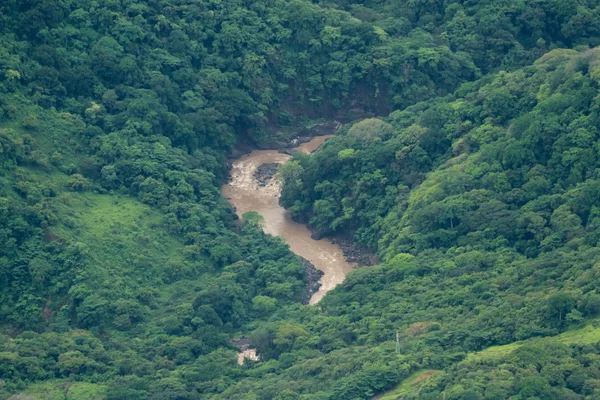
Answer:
222;135;354;305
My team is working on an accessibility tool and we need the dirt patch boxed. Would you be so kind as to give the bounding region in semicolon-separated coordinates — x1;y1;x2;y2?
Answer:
43;229;66;246
41;298;52;322
415;371;437;383
404;322;441;336
254;163;280;187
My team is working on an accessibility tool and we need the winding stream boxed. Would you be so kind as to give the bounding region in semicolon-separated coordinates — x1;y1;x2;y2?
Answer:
222;135;354;305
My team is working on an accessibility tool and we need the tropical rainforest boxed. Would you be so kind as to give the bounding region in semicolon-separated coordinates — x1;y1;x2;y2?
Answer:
3;0;600;399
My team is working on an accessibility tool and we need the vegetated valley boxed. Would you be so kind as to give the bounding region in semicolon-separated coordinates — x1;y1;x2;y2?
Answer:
2;0;600;399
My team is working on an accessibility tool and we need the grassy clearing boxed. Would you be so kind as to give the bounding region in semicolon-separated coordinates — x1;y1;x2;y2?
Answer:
557;322;600;345
464;341;524;362
466;320;600;363
375;370;442;400
54;191;185;283
19;380;107;400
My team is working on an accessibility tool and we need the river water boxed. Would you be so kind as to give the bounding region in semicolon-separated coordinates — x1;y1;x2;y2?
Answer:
222;136;354;304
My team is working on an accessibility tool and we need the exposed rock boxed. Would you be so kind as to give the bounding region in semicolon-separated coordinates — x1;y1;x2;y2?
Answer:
297;121;341;138
278;149;299;156
310;230;325;240
228;149;244;159
300;256;324;305
293;136;312;145
255;140;290;150
335;107;372;122
254;163;280;186
237;348;259;365
329;236;380;266
227;143;255;159
283;122;340;149
233;337;260;365
228;121;341;157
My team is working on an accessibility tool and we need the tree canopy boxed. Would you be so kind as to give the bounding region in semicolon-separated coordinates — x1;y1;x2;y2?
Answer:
4;0;600;399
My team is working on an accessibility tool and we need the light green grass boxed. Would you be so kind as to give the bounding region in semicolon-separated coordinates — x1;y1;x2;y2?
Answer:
464;341;524;362
376;370;441;400
18;380;107;400
466;321;600;363
54;191;185;282
556;322;600;345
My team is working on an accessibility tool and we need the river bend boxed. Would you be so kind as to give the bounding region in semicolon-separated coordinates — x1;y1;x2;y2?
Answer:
222;136;354;304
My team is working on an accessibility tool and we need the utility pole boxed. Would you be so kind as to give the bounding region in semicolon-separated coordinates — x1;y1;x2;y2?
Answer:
395;330;400;354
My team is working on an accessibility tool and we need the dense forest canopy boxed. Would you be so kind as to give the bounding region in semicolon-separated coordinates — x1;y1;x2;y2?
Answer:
3;0;600;399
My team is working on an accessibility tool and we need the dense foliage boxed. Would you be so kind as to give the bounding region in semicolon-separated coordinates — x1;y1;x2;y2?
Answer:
4;0;600;399
275;49;600;400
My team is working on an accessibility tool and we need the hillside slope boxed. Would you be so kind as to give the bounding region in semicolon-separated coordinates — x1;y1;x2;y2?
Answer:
267;48;600;399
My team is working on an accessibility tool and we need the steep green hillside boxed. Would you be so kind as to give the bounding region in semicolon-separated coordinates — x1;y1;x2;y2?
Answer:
270;48;600;399
282;48;600;256
0;100;308;399
378;322;600;399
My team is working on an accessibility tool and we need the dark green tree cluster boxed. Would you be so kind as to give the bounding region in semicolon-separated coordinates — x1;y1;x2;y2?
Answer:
0;0;482;147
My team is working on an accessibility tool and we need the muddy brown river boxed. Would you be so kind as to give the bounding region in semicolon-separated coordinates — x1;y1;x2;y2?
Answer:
222;135;354;304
